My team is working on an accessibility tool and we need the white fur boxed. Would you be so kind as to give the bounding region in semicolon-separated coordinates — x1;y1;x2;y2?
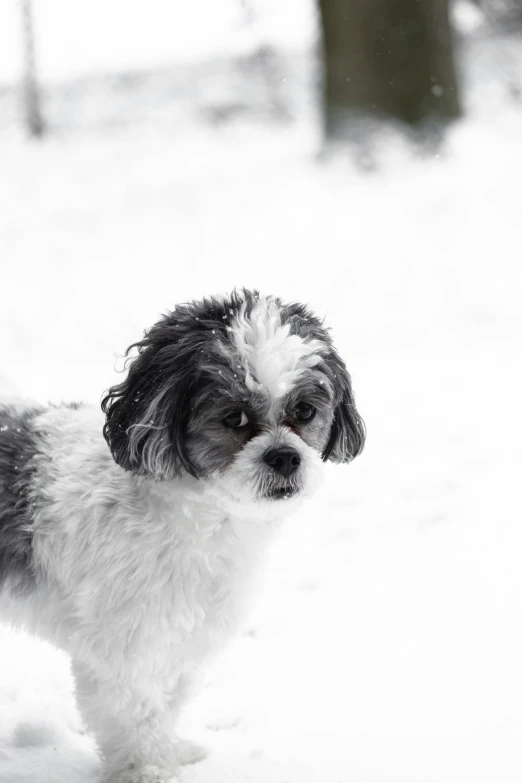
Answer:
0;404;324;783
232;297;324;401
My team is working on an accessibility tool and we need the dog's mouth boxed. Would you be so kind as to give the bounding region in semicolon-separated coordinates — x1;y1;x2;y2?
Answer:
265;486;298;501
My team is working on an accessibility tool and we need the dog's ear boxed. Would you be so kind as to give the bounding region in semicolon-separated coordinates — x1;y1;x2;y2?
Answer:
322;352;366;464
101;321;202;480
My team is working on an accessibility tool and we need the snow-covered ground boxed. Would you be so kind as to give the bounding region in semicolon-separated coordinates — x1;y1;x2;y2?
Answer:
1;6;522;782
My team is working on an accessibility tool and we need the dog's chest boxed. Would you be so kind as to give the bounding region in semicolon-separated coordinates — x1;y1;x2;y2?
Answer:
132;508;274;665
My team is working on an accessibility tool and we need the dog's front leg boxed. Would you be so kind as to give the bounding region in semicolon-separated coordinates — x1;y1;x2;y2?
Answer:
167;670;208;767
73;661;181;783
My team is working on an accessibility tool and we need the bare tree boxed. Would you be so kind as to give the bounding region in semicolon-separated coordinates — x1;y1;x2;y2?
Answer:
21;0;44;137
318;0;460;135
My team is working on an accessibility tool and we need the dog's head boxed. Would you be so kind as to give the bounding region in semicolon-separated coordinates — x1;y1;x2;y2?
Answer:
102;290;365;504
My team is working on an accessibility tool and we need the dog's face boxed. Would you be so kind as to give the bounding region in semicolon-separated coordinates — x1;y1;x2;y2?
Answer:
102;291;365;504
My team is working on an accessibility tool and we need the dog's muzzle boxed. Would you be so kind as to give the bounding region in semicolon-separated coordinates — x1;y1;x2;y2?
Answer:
262;447;301;499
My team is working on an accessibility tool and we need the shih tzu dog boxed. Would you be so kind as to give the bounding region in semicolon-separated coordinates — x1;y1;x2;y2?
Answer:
0;290;364;783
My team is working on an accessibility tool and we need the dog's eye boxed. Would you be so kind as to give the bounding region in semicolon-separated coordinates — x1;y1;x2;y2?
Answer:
223;410;249;428
295;402;316;422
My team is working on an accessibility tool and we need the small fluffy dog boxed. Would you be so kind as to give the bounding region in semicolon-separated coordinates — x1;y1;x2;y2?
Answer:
0;290;364;783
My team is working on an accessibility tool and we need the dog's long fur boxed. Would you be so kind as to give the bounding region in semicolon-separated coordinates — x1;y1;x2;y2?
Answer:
0;290;364;783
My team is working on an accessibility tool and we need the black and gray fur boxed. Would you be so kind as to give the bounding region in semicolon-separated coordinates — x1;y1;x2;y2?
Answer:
0;405;43;591
102;289;365;486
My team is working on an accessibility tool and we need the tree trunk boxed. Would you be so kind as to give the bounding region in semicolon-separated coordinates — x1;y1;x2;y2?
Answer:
21;0;44;138
318;0;460;135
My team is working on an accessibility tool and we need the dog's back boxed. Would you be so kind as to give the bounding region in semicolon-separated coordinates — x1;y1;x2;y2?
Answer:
0;405;42;592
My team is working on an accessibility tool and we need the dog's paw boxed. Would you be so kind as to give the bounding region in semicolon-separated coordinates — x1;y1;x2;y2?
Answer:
174;738;208;766
108;765;179;783
123;778;177;783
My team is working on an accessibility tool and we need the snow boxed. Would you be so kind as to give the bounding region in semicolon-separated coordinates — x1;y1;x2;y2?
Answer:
2;7;522;783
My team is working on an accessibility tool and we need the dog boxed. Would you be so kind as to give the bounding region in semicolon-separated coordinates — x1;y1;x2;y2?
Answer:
0;289;365;783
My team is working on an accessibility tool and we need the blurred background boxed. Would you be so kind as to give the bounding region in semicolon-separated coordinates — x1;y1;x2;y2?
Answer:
1;2;522;782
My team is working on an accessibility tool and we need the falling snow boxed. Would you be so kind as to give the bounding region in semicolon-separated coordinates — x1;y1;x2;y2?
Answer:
1;4;522;783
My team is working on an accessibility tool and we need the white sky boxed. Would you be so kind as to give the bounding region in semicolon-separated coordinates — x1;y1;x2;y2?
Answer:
0;0;315;85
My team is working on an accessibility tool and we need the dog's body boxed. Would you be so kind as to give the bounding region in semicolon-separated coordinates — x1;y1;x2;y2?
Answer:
0;291;364;783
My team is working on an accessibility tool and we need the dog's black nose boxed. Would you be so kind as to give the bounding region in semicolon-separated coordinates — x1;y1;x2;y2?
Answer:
263;448;301;478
